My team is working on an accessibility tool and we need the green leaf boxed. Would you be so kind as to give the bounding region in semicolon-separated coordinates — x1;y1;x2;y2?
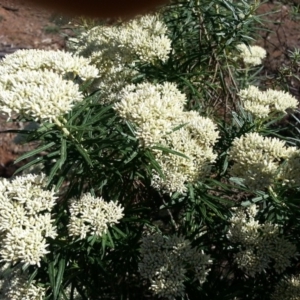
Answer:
14;156;44;175
111;226;127;239
47;156;67;187
48;261;56;295
101;234;107;259
124;151;138;164
188;183;195;202
75;144;93;167
106;230;115;249
27;268;38;284
152;144;190;159
14;142;56;164
54;258;66;299
59;138;67;169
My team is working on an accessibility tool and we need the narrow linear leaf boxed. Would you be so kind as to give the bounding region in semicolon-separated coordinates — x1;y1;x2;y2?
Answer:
27;268;38;285
48;261;56;294
111;226;127;239
152;144;190;159
75;144;93;166
14;156;44;175
124;151;138;164
188;184;195;202
59;138;67;168
106;229;115;249
15;142;56;164
54;258;66;299
47;159;63;186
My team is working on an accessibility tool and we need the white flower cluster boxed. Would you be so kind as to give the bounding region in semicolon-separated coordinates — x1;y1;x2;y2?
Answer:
271;275;300;300
228;205;297;277
71;15;170;66
67;193;124;240
118;15;171;63
229;132;293;190
0;49;98;123
236;44;266;66
114;82;219;193
238;85;298;118
69;15;171;103
114;82;186;147
62;285;83;300
280;149;300;187
1;49;98;80
0;70;83;122
0;265;45;300
0;174;57;267
138;232;211;299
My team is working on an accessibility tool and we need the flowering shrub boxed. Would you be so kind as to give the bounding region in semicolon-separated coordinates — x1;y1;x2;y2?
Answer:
0;0;300;299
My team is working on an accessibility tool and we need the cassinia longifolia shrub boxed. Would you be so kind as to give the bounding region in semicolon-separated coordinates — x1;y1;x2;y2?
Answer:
0;1;300;299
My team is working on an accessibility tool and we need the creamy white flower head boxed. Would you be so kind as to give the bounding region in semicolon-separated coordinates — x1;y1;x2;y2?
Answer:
152;126;218;193
237;44;266;66
178;111;220;148
115;82;219;193
139;232;211;299
68;15;171;104
0;227;49;267
71;26;130;69
0;69;83;122
229;132;291;190
271;275;300;300
92;66;138;104
1;49;98;81
0;174;57;267
70;32;134;104
70;14;171;66
228;205;297;277
265;88;298;113
227;206;260;246
239;85;298;118
114;82;186;147
63;284;83;300
280;149;300;186
68;193;124;240
0;266;45;300
119;15;171;62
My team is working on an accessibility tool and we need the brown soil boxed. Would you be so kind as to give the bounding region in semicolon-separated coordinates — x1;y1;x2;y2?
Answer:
257;3;300;68
0;0;67;52
0;0;299;177
256;2;300;97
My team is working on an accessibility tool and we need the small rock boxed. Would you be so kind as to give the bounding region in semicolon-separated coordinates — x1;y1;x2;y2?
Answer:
41;38;52;44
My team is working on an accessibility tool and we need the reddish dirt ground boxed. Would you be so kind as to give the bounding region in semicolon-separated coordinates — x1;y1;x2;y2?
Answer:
256;2;300;97
0;0;66;52
0;0;299;177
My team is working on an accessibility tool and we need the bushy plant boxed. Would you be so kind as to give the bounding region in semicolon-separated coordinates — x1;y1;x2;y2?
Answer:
0;1;300;299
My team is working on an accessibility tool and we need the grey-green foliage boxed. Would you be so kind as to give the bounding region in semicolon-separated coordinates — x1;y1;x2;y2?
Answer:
157;0;260;112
